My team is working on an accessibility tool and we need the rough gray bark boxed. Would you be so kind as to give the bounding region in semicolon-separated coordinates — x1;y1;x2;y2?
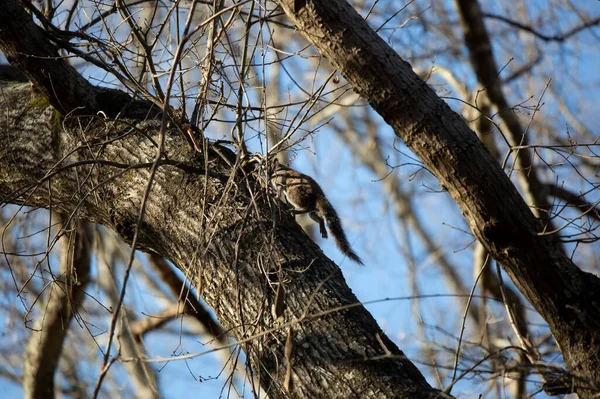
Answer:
0;81;446;399
275;0;600;396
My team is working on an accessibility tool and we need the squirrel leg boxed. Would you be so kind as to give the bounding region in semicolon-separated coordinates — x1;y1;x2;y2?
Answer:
310;212;328;238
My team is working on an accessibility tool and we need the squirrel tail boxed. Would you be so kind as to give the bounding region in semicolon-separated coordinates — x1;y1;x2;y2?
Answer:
318;199;364;265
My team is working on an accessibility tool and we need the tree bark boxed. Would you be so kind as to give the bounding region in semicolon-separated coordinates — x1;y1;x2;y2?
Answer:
275;0;600;396
0;81;446;399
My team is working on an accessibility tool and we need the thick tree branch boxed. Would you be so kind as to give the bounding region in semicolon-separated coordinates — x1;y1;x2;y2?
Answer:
0;82;446;399
275;0;600;396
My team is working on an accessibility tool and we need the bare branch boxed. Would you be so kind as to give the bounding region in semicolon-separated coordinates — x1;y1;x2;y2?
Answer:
0;0;157;118
482;12;600;42
23;220;92;399
148;254;227;344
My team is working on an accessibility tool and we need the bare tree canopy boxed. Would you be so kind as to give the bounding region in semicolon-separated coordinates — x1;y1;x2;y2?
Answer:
0;0;599;398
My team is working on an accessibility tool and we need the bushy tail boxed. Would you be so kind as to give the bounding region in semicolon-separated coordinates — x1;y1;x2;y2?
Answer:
318;200;364;265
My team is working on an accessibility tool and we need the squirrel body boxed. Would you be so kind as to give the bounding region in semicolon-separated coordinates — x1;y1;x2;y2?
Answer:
271;161;363;265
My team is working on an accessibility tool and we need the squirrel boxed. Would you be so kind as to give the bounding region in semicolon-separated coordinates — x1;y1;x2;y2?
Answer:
270;159;364;265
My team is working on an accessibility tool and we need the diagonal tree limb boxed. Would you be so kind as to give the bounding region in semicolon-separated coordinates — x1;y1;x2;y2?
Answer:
274;0;600;396
0;82;448;399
